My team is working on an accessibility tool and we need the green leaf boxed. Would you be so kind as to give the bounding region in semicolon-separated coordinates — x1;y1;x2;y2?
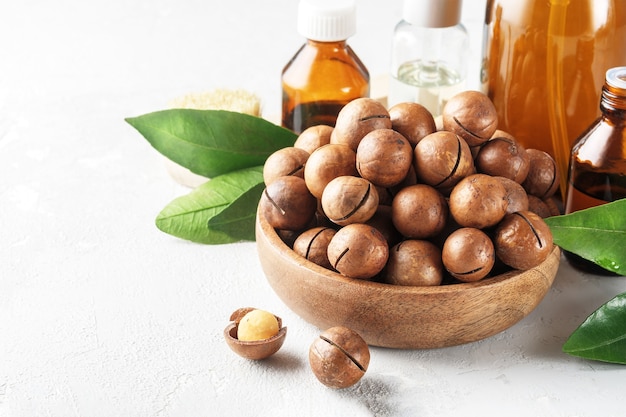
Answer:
155;166;265;244
126;109;296;178
207;181;265;241
563;292;626;364
544;199;626;275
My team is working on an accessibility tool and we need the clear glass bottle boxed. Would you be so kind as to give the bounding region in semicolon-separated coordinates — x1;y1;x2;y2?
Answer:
388;0;469;116
281;0;369;134
564;66;626;274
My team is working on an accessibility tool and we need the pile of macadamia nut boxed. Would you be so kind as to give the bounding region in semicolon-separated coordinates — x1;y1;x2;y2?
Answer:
260;91;559;285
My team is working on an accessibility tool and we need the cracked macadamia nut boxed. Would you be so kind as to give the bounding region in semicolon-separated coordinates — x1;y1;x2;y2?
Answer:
224;307;287;360
331;98;392;151
356;128;413;187
384;239;443;286
442;227;495;282
388;101;436;147
309;326;370;389
327;223;389;280
321;176;379;226
304;143;358;199
259;175;317;231
449;173;509;229
414;130;475;191
442;90;498;148
263;147;309;186
494;210;554;270
293;226;337;269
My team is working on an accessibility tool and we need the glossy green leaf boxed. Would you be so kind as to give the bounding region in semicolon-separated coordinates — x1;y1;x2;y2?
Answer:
155;166;264;244
544;199;626;275
126;109;296;178
563;292;626;364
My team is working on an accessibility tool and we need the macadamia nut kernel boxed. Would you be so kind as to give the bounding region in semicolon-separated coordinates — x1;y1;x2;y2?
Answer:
237;309;280;341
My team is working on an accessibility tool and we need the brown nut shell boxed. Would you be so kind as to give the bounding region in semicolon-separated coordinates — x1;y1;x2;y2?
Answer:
442;90;498;147
294;124;334;154
391;184;448;239
224;307;287;360
384;239;443;286
321;176;379;226
475;137;530;183
527;195;552;218
442;227;495;282
327;223;389;280
388;101;436;147
356;128;413;187
449;173;509;229
522;149;560;198
495;176;530;214
263;147;310;186
304;143;358;199
414;130;475;190
494;211;554;270
259;176;317;231
309;326;370;389
331;98;392;151
293;226;337;270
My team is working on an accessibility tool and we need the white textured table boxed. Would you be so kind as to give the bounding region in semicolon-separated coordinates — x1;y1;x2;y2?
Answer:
2;1;625;416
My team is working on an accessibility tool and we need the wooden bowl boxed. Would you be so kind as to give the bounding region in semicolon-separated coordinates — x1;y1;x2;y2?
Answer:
256;211;561;349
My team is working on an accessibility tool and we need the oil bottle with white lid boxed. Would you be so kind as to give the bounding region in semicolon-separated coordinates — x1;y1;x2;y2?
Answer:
388;0;469;117
281;0;369;134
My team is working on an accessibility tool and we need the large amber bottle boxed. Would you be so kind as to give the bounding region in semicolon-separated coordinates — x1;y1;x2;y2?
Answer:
564;67;626;274
482;0;626;195
281;0;369;134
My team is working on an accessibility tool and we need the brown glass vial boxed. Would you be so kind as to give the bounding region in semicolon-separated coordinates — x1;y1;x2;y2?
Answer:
281;0;369;134
564;66;626;275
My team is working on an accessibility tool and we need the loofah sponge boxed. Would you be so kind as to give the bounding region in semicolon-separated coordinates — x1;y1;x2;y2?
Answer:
168;88;261;115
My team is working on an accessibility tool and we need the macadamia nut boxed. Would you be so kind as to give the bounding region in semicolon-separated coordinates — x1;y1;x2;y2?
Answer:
356;128;413;187
309;326;370;389
321;176;379;226
327;223;389;279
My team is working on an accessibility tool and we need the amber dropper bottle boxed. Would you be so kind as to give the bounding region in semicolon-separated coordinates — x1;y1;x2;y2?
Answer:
564;66;626;275
281;0;369;134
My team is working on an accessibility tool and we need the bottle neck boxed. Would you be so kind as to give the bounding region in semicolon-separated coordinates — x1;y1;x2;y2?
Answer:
600;67;626;118
306;39;348;48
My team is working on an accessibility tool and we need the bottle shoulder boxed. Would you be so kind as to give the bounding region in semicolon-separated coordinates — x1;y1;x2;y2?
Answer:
572;117;626;162
282;41;369;81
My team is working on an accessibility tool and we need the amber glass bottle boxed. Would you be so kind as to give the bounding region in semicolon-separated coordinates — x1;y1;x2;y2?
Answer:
564;67;626;274
281;0;369;134
482;0;626;196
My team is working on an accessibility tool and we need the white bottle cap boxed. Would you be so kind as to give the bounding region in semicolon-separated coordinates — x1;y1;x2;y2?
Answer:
606;66;626;90
297;0;357;42
403;0;462;28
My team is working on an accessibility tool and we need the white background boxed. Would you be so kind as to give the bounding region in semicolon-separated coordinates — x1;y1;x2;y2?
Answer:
1;1;625;416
